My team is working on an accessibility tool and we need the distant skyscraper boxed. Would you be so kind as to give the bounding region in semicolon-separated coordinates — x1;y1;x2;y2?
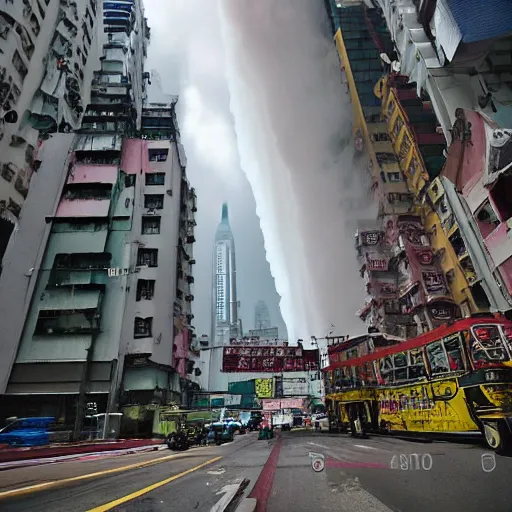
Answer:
212;203;240;345
254;300;271;330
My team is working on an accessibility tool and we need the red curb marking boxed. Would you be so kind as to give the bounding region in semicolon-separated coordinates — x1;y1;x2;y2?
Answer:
249;436;283;512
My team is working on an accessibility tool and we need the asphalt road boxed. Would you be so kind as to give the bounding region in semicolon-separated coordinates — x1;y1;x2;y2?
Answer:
0;433;269;512
270;431;512;512
1;431;511;511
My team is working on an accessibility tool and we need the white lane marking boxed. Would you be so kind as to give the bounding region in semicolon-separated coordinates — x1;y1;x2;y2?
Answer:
308;442;331;450
354;444;379;450
207;468;226;475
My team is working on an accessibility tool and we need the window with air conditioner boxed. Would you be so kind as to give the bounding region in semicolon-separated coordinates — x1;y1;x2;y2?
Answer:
136;279;155;300
148;148;169;162
134;317;153;338
142;216;161;235
144;194;164;209
137;248;158;267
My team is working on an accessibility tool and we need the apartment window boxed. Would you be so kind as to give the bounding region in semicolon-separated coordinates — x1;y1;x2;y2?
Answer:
387;172;401;182
12;50;28;80
137;248;158;267
136;279;155;301
29;13;40;35
388;193;412;204
142;216;161;235
145;173;165;186
144;194;164;209
1;163;15;182
8;198;21;218
125;174;135;187
490;174;512;223
134;317;153;338
54;253;103;270
376;153;397;165
63;184;111;200
148;148;169;162
371;132;390;142
476;200;500;238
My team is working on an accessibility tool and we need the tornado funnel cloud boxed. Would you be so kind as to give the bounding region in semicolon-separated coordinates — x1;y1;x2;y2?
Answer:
219;0;375;340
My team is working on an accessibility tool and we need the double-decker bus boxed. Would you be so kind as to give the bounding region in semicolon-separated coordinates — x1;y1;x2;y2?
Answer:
323;315;512;453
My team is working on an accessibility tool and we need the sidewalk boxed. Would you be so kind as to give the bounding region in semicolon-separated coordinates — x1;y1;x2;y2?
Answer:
0;439;163;464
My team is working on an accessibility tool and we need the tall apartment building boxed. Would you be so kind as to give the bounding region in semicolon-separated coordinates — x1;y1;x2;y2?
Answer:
0;0;198;436
211;203;241;346
0;0;101;265
254;300;271;330
324;0;512;336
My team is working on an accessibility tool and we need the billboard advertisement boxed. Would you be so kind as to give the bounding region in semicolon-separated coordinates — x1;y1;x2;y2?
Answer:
255;378;274;398
262;398;304;410
282;378;308;396
222;346;319;373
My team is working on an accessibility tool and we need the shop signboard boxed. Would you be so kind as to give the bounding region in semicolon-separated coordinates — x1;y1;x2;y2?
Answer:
222;346;319;373
282;378;308;396
223;394;242;406
262;398;304;411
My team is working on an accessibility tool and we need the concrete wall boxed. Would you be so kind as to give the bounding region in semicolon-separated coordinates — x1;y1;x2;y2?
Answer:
0;134;74;393
0;0;101;225
120;139;181;368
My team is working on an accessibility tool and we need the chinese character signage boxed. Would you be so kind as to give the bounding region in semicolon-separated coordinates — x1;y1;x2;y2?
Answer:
262;398;304;410
366;253;389;271
360;231;381;246
421;270;447;294
255;378;274;398
281;378;308;396
222;346;319;373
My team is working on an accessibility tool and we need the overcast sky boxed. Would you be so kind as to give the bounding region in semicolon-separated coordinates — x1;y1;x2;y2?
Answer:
143;0;372;342
143;0;287;339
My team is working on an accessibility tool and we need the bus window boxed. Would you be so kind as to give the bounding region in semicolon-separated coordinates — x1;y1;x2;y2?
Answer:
364;361;376;385
393;352;407;367
408;349;427;380
426;341;450;375
443;334;465;371
351;365;362;387
379;356;394;384
470;325;510;366
393;352;408;381
347;348;358;359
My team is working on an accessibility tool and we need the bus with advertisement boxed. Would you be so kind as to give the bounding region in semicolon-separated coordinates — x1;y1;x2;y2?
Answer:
323;315;512;453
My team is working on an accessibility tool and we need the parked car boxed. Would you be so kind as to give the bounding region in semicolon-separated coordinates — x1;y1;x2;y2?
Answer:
0;417;56;447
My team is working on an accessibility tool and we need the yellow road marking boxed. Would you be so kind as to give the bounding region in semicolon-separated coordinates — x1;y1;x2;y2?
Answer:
0;451;197;500
87;456;223;512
